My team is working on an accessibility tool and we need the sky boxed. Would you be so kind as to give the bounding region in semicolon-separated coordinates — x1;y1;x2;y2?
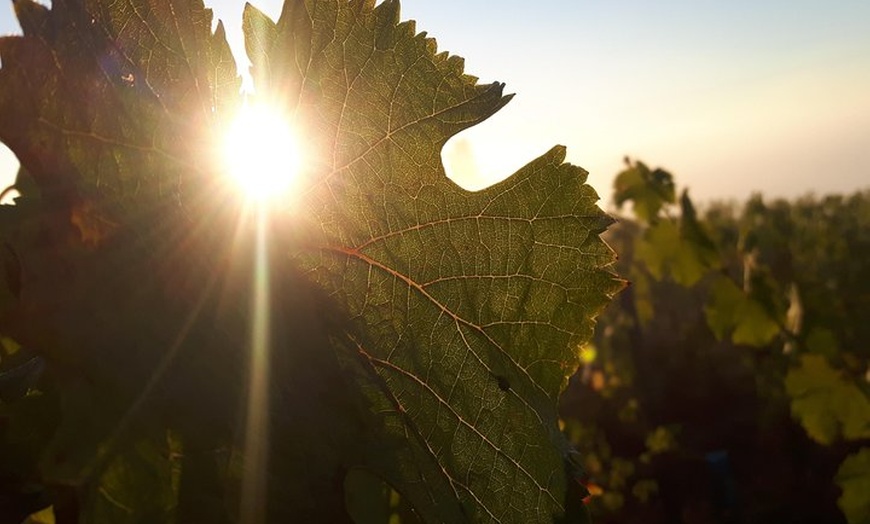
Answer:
1;0;868;206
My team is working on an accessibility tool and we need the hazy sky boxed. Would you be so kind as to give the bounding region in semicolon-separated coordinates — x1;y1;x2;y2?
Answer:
1;0;868;205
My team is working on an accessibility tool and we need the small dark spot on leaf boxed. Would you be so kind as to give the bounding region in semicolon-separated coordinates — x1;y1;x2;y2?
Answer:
495;375;510;392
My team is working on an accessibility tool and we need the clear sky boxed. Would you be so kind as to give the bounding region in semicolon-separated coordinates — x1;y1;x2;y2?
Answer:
1;0;868;205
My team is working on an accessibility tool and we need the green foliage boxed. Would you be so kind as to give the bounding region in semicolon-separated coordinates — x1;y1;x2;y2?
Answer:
615;162;783;345
612;158;675;223
785;355;870;445
84;432;182;523
836;448;870;524
563;162;870;523
635;199;718;288
0;0;240;211
0;0;620;522
704;275;780;347
22;507;54;524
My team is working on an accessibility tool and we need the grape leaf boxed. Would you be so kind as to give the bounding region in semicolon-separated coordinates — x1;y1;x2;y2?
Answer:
835;448;870;524
613;158;675;223
704;275;780;347
82;431;182;523
242;1;621;520
0;0;239;212
0;0;622;522
22;507;56;524
634;190;718;287
784;354;870;445
0;2;247;503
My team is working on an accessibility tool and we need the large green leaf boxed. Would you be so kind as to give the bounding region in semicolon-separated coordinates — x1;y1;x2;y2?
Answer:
784;354;870;445
704;275;781;347
634;190;718;287
0;0;239;212
242;1;620;520
0;0;621;522
836;448;870;524
612;159;675;223
82;431;182;523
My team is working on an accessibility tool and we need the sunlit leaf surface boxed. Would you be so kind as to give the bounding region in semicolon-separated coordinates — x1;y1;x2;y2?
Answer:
0;0;621;522
704;276;781;347
612;159;675;223
836;448;870;524
784;355;870;445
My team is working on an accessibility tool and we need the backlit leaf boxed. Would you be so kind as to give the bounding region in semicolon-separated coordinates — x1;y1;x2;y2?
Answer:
0;0;240;213
243;1;621;520
634;190;718;287
23;507;56;524
83;431;182;523
0;0;621;522
784;355;870;445
835;448;870;524
704;276;780;347
613;158;675;223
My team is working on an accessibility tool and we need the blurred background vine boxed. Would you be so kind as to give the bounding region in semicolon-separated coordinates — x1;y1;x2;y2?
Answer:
560;159;869;524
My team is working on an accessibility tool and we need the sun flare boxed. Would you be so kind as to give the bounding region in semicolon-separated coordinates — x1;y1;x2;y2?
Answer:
222;104;302;203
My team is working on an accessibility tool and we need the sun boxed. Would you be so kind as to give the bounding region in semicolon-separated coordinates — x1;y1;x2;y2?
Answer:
222;103;303;204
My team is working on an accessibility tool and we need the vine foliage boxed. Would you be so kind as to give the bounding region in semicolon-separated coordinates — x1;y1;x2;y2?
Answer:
0;0;621;522
566;159;869;523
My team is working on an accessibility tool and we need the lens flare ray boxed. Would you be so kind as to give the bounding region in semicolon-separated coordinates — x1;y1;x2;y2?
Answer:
241;209;271;523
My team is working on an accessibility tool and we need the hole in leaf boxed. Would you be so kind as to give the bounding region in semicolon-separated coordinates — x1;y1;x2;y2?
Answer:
0;143;19;198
